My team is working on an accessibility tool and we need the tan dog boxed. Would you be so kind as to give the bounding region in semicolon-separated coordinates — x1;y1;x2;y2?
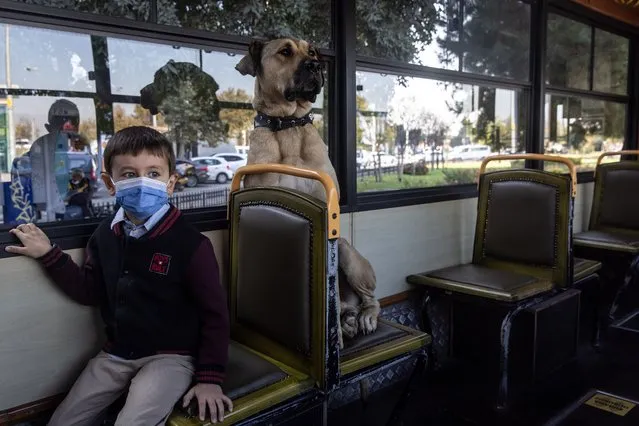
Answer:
235;38;380;348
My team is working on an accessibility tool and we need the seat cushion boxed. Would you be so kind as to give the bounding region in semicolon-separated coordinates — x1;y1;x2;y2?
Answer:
574;258;602;282
574;230;639;254
342;321;407;357
223;341;288;400
339;319;430;377
407;264;553;302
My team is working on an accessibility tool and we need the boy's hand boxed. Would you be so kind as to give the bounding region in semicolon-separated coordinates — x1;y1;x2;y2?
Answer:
183;383;233;424
5;223;53;258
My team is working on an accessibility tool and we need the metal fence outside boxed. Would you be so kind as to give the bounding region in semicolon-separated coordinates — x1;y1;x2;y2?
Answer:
91;187;230;218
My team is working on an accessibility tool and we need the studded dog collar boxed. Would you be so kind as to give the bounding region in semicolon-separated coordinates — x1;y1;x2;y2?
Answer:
254;112;314;132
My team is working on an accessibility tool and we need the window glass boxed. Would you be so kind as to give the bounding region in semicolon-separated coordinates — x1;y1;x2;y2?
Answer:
156;0;331;48
8;23;95;92
546;14;591;90
356;71;528;192
593;29;629;95
1;22;330;228
356;0;530;80
2;95;97;226
11;0;150;21
544;94;626;172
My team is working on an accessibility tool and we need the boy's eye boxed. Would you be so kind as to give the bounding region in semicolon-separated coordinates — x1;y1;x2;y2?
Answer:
122;172;137;179
148;171;160;178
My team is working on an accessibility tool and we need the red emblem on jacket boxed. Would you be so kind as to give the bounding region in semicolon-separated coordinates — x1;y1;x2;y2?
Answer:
150;253;171;275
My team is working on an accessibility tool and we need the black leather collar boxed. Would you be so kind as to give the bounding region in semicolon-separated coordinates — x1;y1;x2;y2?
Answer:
254;112;314;131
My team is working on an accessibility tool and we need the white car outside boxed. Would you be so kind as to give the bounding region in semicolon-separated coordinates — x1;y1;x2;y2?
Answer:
212;153;248;172
447;144;492;162
191;156;234;184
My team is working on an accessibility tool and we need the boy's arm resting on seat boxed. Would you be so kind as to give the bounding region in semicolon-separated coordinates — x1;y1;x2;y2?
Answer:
5;223;100;306
182;237;232;423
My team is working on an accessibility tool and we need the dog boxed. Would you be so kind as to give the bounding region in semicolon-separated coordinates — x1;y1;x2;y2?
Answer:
235;38;380;348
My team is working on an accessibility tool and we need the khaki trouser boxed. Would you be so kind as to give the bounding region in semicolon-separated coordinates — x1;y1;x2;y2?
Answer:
48;351;194;426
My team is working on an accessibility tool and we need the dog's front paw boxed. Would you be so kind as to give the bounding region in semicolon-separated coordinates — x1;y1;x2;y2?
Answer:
341;310;358;339
337;326;344;349
358;303;380;335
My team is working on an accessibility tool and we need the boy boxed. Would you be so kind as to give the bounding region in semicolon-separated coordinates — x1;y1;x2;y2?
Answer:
6;126;232;425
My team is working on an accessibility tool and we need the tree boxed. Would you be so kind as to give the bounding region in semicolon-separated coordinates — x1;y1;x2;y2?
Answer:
158;0;331;47
79;118;97;141
356;95;371;148
15;117;33;141
218;88;254;144
437;0;530;80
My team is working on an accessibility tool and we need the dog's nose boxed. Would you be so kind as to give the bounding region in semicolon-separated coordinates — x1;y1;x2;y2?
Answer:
305;60;321;73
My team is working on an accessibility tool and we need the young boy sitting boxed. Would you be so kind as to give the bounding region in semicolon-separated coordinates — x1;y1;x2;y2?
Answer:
5;126;232;425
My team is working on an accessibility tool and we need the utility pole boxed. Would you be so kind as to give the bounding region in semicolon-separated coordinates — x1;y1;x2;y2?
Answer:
5;25;14;169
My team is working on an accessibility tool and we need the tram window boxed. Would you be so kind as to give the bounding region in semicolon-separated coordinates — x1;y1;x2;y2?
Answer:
10;0;150;21
355;71;529;193
593;29;629;95
543;95;626;172
355;0;530;80
546;14;591;91
155;0;332;48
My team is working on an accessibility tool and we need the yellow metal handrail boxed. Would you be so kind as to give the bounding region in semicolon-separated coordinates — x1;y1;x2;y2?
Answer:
479;154;577;197
230;164;340;238
594;150;639;176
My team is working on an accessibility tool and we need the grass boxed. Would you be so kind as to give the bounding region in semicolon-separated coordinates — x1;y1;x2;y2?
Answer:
356;154;603;192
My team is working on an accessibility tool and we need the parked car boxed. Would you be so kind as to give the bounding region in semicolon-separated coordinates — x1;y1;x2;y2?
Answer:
190;156;234;184
176;159;208;186
212;153;247;172
447;144;492;162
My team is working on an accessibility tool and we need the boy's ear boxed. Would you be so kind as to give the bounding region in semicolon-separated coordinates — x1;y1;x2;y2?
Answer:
101;173;116;196
167;173;177;196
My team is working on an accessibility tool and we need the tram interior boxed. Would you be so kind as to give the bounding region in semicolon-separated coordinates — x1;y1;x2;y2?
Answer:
0;0;638;425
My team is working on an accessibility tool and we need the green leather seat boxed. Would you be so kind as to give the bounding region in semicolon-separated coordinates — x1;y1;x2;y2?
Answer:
168;184;341;426
574;157;639;255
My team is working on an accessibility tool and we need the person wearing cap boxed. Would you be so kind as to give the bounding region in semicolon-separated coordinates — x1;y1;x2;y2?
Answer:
10;99;82;222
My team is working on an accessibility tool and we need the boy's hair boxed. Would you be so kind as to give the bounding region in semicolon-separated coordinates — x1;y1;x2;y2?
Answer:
103;126;176;175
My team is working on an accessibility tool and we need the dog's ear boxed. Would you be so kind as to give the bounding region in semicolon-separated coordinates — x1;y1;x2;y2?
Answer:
235;40;264;77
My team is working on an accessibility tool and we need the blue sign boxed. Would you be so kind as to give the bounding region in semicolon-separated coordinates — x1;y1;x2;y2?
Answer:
3;172;37;225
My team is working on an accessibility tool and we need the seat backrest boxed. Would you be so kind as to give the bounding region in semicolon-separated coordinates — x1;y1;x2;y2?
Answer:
472;155;576;288
227;165;340;391
589;152;639;232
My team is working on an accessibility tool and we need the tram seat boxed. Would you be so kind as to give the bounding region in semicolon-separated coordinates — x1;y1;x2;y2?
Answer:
406;154;582;409
573;151;639;319
167;165;341;426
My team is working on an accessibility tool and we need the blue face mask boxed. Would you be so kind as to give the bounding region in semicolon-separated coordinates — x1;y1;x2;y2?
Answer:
114;177;169;221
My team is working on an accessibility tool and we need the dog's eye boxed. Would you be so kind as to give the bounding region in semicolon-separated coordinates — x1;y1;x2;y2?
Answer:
308;50;316;57
279;47;292;57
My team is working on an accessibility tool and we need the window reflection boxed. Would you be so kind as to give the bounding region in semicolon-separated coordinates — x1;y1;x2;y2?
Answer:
356;71;528;192
156;0;332;48
6;24;95;92
546;14;591;91
356;0;530;80
11;0;150;21
544;95;626;172
0;20;331;227
593;29;629;95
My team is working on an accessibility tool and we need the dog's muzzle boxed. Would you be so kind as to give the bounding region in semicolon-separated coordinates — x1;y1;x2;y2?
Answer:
286;60;325;102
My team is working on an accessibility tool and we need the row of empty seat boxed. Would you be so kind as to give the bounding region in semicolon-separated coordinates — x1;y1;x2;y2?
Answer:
407;152;639;410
